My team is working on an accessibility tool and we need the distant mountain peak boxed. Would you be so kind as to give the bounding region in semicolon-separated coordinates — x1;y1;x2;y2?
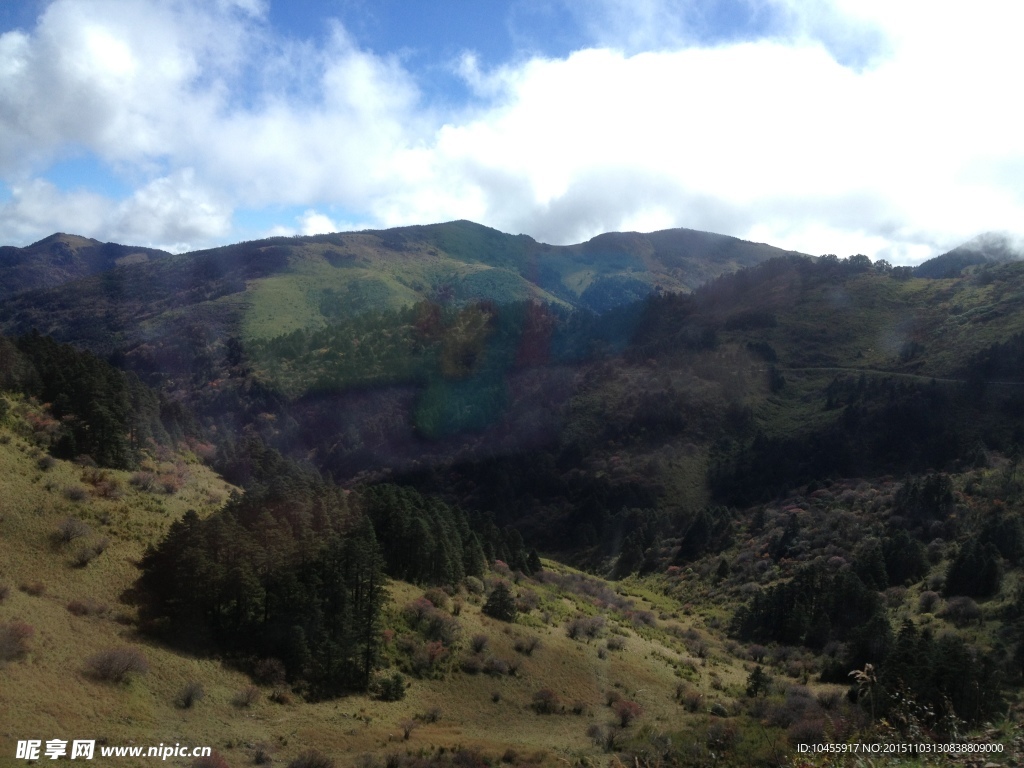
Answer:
915;231;1024;279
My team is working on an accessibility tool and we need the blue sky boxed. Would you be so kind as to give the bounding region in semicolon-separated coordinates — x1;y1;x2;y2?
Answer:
1;0;1023;262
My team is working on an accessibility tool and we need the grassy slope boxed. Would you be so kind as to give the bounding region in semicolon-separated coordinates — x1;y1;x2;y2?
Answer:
0;399;783;768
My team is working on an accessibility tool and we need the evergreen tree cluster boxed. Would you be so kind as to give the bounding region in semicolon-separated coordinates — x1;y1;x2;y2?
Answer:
140;467;387;698
0;332;182;468
733;562;1004;726
361;484;538;583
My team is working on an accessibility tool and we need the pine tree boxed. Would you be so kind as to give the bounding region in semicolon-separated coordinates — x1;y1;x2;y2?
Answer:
483;581;517;622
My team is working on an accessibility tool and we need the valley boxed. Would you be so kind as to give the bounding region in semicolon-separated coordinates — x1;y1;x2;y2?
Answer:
2;223;1024;767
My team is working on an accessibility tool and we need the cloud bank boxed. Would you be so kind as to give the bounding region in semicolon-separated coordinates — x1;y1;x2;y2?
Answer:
1;0;1022;261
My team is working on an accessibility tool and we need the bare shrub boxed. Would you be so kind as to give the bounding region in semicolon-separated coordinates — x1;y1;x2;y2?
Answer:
287;750;334;768
787;717;827;746
159;474;183;494
566;615;605;640
483;656;509;676
470;634;489;653
0;584;9;603
706;720;740;752
460;655;483;675
532;688;561;714
19;581;45;596
816;689;844;711
37;454;56;471
177;681;205;709
606;635;626;652
72;543;102;568
422;706;442;723
514;636;541;656
55;516;91;544
67;598;108;617
130;471;157;492
192;752;231;768
422;587;450;611
0;621;34;660
918;590;941;613
613;699;643;727
63;485;88;502
269;688;293;705
681;690;704;713
400;719;418;740
940;596;983;627
516;588;540;612
254;745;273;765
233;685;261;708
253;657;287;686
85;647;149;682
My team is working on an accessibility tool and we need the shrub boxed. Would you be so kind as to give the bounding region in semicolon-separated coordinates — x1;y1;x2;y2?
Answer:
400;719;418;740
532;688;561;714
613;699;643;727
707;720;741;752
566;615;605;640
55;517;91;544
85;647;150;682
177;681;205;709
461;655;483;675
130;471;157;491
19;581;45;596
63;485;88;502
0;584;8;603
254;745;273;765
470;634;489;653
606;635;626;652
269;688;293;705
423;587;450;611
939;595;983;627
681;690;704;713
72;543;101;568
67;598;108;617
37;454;56;471
253;657;287;686
918;590;941;613
514;636;541;656
0;621;34;660
378;672;406;701
287;750;334;768
422;706;442;723
233;686;261;708
192;752;231;768
483;656;509;676
465;576;485;594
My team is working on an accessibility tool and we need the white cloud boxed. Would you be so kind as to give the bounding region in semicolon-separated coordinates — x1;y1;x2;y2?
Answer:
0;0;1023;263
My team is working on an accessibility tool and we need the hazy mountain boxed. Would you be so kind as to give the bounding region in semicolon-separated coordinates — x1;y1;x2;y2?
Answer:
915;231;1024;278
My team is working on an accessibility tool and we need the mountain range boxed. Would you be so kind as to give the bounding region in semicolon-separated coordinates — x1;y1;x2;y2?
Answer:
3;221;1024;766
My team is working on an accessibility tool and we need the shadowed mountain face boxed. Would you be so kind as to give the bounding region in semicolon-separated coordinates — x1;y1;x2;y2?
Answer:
0;233;171;300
